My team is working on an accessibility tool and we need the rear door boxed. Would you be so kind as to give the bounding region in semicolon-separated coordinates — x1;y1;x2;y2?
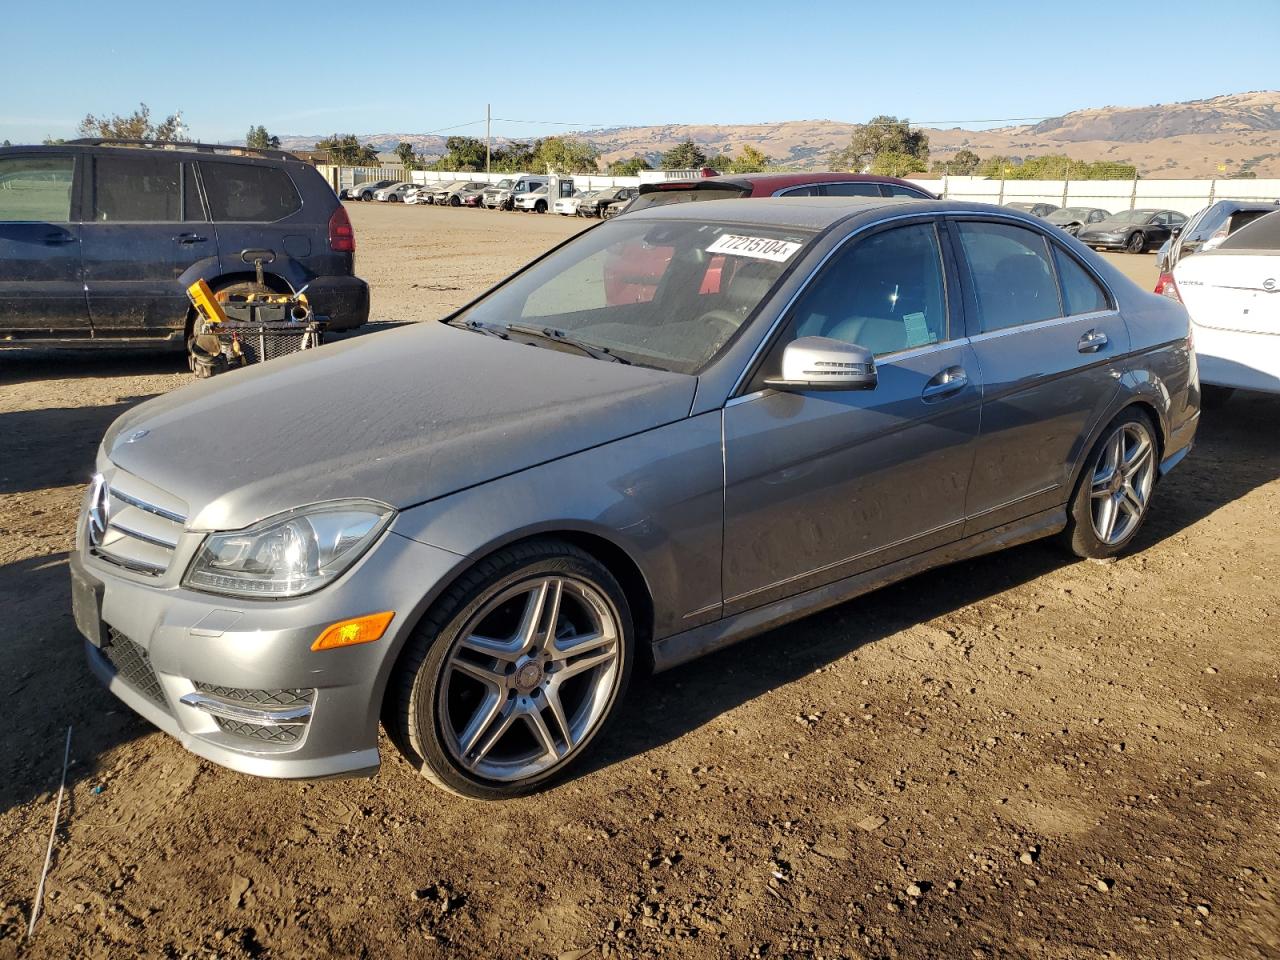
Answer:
81;153;213;337
953;218;1130;532
0;152;88;336
199;159;308;286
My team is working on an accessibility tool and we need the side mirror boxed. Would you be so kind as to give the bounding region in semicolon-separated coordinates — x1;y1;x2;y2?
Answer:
1171;226;1183;238
764;336;878;392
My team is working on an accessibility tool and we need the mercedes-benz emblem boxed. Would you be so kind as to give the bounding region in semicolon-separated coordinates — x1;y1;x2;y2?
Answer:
86;473;110;547
1264;278;1277;293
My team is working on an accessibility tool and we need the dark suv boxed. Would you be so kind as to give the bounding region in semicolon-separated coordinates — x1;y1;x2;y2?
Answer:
0;139;369;353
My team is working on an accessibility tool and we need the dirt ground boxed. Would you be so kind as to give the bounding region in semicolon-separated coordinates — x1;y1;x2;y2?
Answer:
1;202;1276;960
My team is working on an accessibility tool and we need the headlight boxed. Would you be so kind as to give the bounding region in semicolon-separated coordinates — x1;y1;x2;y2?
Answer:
184;500;394;599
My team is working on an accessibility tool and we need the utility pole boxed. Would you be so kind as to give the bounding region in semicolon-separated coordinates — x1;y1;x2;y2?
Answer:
485;103;491;175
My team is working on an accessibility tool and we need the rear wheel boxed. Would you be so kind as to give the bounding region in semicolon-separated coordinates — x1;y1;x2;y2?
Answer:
187;279;273;376
535;200;547;214
449;195;461;207
1126;231;1146;254
387;540;634;799
1062;409;1158;559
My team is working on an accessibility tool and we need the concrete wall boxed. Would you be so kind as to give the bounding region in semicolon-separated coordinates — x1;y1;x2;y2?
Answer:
918;175;1280;217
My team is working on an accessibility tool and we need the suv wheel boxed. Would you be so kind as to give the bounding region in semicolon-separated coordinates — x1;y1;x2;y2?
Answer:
387;540;634;799
535;200;547;214
1062;409;1158;559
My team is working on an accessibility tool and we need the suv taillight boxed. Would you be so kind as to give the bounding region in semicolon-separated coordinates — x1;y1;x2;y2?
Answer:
329;205;355;253
1154;272;1180;302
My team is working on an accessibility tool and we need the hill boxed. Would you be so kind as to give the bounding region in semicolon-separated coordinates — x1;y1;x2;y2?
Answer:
274;92;1280;178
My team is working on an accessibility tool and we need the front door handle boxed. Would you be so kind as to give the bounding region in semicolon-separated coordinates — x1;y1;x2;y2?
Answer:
174;233;207;244
921;366;969;401
1078;329;1109;353
44;232;76;245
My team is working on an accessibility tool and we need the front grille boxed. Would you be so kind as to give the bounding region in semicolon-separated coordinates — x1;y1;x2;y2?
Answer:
193;683;314;708
102;628;167;708
214;717;303;744
89;472;188;577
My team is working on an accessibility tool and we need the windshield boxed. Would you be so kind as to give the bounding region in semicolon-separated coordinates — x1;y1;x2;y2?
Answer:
450;218;815;374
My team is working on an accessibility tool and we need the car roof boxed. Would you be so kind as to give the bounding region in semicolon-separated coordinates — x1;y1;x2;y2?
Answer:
712;171;924;191
0;141;298;164
623;195;1048;231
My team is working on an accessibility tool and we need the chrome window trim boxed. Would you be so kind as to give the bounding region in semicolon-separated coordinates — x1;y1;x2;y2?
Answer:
965;307;1118;346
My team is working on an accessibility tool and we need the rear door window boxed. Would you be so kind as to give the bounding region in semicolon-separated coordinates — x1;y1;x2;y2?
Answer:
821;182;882;197
201;161;301;222
0;154;74;221
1052;247;1110;315
883;183;929;198
955;221;1063;332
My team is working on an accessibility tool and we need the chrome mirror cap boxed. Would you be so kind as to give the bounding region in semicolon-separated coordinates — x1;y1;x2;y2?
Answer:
764;336;878;392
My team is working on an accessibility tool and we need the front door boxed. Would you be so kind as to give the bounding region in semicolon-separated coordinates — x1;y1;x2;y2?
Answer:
0;152;88;337
951;218;1130;531
723;220;982;612
81;154;213;337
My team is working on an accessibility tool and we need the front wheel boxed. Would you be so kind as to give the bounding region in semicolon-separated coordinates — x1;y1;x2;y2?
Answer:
1062;410;1158;559
535;200;547;214
1126;232;1146;254
387;541;634;799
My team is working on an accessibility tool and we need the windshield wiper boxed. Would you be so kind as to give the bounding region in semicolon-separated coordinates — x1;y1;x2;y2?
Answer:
505;323;631;364
446;317;509;339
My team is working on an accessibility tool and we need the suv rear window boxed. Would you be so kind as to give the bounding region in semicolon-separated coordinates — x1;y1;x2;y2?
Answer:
201;161;301;222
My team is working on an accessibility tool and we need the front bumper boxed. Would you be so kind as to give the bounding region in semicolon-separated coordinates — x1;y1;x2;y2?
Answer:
72;521;464;780
1079;235;1127;249
304;275;369;331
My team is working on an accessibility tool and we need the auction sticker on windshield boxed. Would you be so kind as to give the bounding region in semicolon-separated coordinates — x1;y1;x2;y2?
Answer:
706;234;803;262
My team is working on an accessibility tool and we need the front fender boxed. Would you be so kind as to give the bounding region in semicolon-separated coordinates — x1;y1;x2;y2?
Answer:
391;414;726;643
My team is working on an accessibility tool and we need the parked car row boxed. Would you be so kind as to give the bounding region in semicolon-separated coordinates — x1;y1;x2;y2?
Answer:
1003;200;1188;253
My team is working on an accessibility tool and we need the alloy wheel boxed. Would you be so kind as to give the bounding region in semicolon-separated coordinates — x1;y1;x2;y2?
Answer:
437;576;622;782
1089;421;1155;545
1127;232;1145;254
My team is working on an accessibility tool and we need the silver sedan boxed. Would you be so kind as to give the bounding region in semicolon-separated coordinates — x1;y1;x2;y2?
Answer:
73;198;1199;798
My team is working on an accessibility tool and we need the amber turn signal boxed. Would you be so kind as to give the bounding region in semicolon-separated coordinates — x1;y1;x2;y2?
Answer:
311;611;395;651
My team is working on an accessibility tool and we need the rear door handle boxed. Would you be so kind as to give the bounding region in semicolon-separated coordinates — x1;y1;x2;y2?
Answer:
922;366;969;401
174;233;207;244
1078;329;1109;353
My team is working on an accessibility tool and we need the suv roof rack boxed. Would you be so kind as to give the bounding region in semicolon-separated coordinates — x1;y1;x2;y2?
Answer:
67;138;299;161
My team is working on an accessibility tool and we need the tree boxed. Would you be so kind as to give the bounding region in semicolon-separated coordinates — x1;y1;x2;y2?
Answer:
607;155;651;176
703;152;733;172
1;139;9;148
78;102;187;141
869;150;927;177
316;134;378;166
246;125;280;150
535;137;599;174
727;144;773;174
438;136;488;171
492;140;539;173
829;116;928;172
932;148;981;175
662;139;707;170
394;141;420;170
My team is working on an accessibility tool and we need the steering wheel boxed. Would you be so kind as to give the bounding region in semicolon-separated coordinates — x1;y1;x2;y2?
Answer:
695;309;741;342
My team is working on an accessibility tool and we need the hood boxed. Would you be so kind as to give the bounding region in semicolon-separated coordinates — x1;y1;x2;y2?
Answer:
1089;218;1141;233
104;323;696;531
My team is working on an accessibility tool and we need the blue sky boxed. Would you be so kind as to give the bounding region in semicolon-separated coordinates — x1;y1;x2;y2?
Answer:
3;0;1278;144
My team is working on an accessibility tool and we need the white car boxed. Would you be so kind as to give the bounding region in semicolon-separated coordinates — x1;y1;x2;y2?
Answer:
513;185;549;213
403;185;437;205
552;191;587;216
1171;210;1280;403
372;182;417;202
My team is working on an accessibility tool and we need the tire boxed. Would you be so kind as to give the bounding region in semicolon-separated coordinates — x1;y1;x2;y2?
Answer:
1200;385;1235;409
389;195;400;203
535;200;547;214
1126;232;1146;254
387;539;634;799
449;195;461;207
1062;409;1159;559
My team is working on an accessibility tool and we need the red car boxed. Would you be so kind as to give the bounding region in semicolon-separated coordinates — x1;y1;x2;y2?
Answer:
604;173;937;304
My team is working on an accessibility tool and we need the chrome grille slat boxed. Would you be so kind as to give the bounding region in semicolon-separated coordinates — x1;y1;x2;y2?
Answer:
86;470;189;577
